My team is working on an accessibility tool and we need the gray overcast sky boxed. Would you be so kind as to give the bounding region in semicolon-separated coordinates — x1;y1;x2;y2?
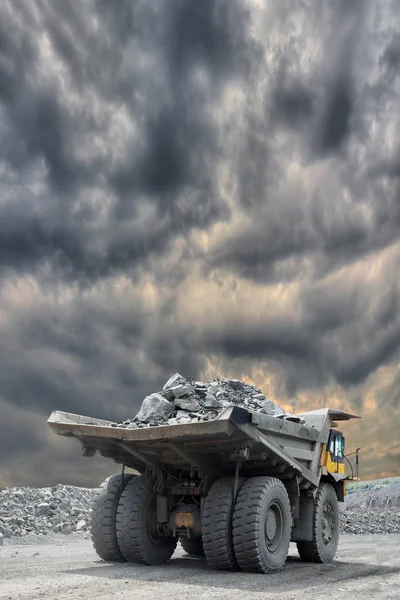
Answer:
0;0;399;487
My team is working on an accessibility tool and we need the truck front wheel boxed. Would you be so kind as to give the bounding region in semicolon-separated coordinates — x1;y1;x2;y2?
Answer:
116;475;177;565
297;483;339;563
90;473;134;562
232;476;291;573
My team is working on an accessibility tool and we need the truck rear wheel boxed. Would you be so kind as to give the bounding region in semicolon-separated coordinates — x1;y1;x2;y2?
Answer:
90;473;134;562
180;537;204;556
116;475;178;565
233;476;291;573
297;483;339;563
202;476;245;570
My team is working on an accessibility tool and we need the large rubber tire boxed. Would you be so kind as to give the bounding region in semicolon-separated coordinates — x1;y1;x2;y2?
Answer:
180;537;204;556
116;475;178;565
90;473;134;562
232;476;291;574
297;483;339;563
202;476;245;571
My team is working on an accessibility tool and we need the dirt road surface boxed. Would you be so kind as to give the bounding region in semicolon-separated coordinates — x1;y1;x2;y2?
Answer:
1;535;399;600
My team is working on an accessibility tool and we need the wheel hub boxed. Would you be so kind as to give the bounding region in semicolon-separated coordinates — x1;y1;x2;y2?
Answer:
265;508;277;541
322;501;334;545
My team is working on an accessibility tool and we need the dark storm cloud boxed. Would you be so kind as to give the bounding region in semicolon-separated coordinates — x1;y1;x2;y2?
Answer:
0;288;204;419
0;275;207;486
210;21;400;286
225;0;373;210
199;248;400;396
0;395;115;487
0;0;259;281
299;275;400;387
314;0;366;153
202;317;323;398
271;81;315;129
369;157;400;180
380;33;400;73
205;319;317;363
317;77;353;152
0;401;43;456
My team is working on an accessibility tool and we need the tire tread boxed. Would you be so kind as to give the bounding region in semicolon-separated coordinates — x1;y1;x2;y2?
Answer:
202;477;245;571
90;474;133;562
232;476;291;574
116;475;177;565
297;483;339;563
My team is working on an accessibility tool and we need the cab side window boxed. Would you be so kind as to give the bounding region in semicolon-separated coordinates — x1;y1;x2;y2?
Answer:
328;431;344;462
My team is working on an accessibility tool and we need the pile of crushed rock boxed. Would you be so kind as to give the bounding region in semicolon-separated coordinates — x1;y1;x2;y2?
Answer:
0;484;93;539
111;372;302;429
339;477;400;534
339;505;400;534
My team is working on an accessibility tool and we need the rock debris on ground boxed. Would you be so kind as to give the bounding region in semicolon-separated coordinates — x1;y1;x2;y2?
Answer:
0;484;93;538
340;477;400;535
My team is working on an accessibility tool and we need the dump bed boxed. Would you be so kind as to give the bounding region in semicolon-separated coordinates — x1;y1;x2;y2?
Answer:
49;406;358;492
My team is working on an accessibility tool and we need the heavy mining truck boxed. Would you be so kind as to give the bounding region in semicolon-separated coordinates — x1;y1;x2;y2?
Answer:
48;406;360;573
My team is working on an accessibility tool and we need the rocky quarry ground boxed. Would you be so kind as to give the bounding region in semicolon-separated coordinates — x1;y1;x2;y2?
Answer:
0;484;94;539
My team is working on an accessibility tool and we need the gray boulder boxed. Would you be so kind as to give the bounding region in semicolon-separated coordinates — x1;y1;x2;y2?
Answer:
225;379;246;391
162;388;175;401
163;373;185;390
75;519;86;531
176;410;192;419
170;385;194;399
174;397;201;412
261;400;285;416
37;503;52;516
203;393;222;409
135;393;174;423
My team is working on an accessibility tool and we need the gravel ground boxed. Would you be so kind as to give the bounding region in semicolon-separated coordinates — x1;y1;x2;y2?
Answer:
0;534;399;600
